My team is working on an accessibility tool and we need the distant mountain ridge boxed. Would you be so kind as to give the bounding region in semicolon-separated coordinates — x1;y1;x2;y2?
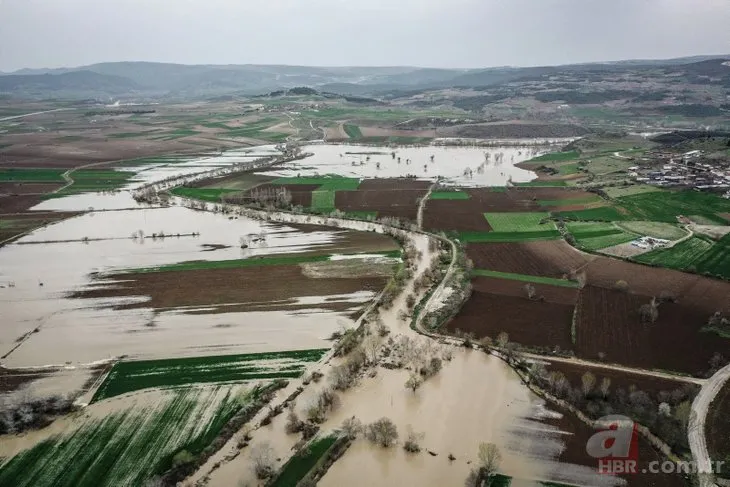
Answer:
1;55;728;99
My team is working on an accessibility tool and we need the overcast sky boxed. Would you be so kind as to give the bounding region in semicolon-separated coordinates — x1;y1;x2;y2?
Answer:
1;0;729;72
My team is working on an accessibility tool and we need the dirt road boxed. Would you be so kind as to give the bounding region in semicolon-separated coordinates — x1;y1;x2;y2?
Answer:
689;363;730;486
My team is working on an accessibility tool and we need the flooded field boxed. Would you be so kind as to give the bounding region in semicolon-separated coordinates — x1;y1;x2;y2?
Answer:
259;143;563;186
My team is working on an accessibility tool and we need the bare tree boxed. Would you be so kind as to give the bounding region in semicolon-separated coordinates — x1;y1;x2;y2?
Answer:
251;442;275;479
475;442;501;480
639;297;659;324
599;377;611;399
405;374;423;393
403;429;424;453
341;416;363;439
581;372;596;397
366;418;399;447
363;335;381;364
496;332;509;348
524;283;536;300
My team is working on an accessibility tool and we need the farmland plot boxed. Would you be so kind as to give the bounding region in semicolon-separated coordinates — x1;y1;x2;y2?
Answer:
574;285;730;375
466;240;590;279
334;178;430;221
92;349;327;402
635;234;730;280
0;385;259;487
616;221;688;240
447;276;577;351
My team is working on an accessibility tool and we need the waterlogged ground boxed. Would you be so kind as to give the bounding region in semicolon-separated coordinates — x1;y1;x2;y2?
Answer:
0;205;396;368
0;384;257;487
259;143;564;186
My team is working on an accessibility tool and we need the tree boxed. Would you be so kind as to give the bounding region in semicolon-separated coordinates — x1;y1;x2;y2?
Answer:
599;377;611;399
285;408;304;434
639;297;659;324
496;332;509;348
477;442;501;477
363;335;381;363
404;430;424;453
614;280;629;292
581;372;596;397
251;442;275;479
405;374;423;393
659;402;672;417
674;401;692;429
366;418;399;447
524;283;536;300
341;416;363;439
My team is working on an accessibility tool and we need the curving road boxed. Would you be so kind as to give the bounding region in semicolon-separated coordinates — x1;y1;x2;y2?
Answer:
689;364;730;487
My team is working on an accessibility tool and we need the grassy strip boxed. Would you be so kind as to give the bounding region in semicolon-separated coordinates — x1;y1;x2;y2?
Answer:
484;212;554;233
578;232;638;251
473;269;580;288
429;191;470;200
459;230;561;243
513;180;568;187
271;176;361;191
91;350;327;403
269;435;338;487
0;168;66;182
556;206;630;222
123;250;400;274
343;124;363;138
538;196;601;207
525;151;580;163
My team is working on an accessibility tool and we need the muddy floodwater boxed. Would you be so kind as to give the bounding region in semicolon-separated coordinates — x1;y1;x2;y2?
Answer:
259;143;567;186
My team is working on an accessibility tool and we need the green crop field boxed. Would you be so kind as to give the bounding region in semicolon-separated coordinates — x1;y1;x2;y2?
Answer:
525;151;580;163
556;205;630;222
429;191;470;200
538;196;602;207
472;269;579;288
91;349;327;402
311;189;336;211
579;232;638;251
47;169;137;196
616;221;687;240
513;180;569;187
634;234;730;279
270;435;338;487
484;212;555;233
343;124;363;138
617;190;730;224
565;221;637;250
603;184;662;199
633;236;713;269
109;129;164;139
0;386;260;487
272;176;361;191
0;168;66;182
557;163;581;175
169;187;241;202
459;230;561;243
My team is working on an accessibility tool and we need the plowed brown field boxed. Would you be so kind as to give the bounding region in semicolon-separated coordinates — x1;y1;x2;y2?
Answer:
334;178;429;221
466;240;591;278
446;276;577;351
574;285;730;376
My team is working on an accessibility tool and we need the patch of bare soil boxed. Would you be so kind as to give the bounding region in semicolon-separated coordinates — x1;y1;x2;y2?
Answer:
335;179;429;221
447;276;576;351
0;182;64;196
599;241;651;258
574;285;730;376
466;240;591;278
70;264;387;314
0;211;80;242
